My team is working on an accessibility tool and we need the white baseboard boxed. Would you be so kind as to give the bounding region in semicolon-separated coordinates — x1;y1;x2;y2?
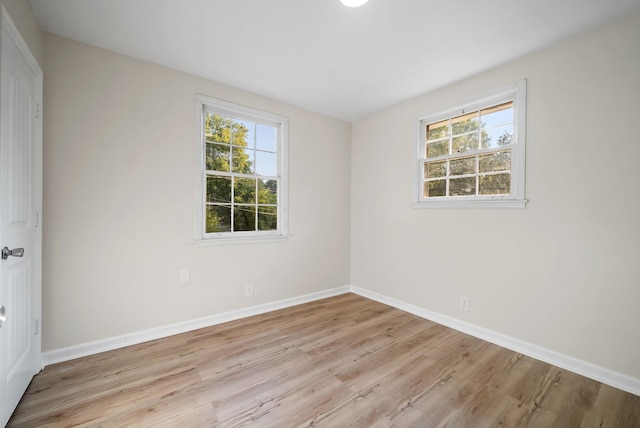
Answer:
350;285;640;397
42;285;350;366
42;284;640;397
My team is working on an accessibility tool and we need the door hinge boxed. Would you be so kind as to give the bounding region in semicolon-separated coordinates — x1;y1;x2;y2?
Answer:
34;211;40;228
35;103;40;119
34;319;39;335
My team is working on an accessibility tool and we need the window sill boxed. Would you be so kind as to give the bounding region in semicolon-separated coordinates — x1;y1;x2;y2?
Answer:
194;234;290;247
411;199;527;209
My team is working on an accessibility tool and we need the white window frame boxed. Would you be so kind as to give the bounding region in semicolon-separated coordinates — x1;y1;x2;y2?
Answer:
195;94;289;245
412;80;527;209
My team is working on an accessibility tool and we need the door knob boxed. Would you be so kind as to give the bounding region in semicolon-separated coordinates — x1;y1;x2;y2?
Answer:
0;305;5;328
1;247;24;260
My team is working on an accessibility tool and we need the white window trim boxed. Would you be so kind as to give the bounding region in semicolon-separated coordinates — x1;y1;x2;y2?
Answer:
412;79;528;209
194;94;289;245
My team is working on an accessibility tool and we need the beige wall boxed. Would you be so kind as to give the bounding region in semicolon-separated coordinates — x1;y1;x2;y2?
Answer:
1;0;43;67
351;14;640;379
42;33;351;351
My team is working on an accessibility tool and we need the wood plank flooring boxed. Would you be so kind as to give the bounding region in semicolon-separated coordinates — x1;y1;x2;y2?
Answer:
8;293;640;427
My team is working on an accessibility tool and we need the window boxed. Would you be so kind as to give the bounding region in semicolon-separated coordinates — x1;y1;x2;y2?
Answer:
414;80;527;208
196;95;288;243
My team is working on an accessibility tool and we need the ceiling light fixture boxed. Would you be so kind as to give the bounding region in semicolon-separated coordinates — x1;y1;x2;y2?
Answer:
340;0;368;7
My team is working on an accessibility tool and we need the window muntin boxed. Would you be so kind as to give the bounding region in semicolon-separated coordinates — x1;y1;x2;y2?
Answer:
416;80;526;208
197;95;288;241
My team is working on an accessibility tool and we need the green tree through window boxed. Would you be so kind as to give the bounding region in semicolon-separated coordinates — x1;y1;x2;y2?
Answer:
205;113;279;233
423;102;514;198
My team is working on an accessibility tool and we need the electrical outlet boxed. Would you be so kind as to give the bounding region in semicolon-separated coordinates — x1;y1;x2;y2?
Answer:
245;284;254;297
460;296;469;311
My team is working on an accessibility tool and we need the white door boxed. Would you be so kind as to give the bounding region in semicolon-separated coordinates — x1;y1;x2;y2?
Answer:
0;8;42;427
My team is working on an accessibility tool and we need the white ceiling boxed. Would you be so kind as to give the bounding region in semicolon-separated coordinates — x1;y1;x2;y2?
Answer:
29;0;640;122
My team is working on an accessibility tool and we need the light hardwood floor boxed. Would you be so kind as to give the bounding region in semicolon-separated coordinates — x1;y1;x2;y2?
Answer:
8;293;640;427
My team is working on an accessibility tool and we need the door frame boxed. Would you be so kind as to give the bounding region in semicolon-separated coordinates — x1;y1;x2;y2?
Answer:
0;4;43;371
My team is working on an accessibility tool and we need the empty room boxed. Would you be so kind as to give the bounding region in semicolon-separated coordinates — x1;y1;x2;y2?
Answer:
1;0;639;426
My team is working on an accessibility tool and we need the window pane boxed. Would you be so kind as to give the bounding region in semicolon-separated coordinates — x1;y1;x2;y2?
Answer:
425;161;446;179
451;111;479;135
258;206;277;231
424;180;446;197
481;125;513;148
256;124;277;152
481;102;513;129
205;113;230;143
256;151;277;176
232;147;254;174
234;178;256;204
258;179;278;204
234;205;256;231
238;120;255;149
452;133;478;154
426;119;448;141
449;177;476;196
450;157;476;176
206;143;230;172
479;173;511;195
426;140;449;158
479;151;511;173
207;175;231;203
206;205;231;233
231;119;251;147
